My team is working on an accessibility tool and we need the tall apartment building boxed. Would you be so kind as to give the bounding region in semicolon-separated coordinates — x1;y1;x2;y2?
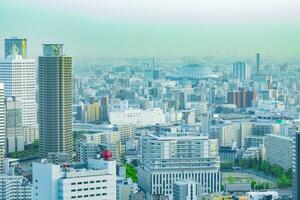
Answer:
232;61;250;81
0;54;37;128
293;131;300;200
32;158;116;200
38;44;73;158
0;175;32;200
4;37;27;59
0;83;4;173
100;96;109;122
83;102;100;123
5;97;24;152
227;88;256;108
138;130;221;198
265;134;293;170
211;123;240;148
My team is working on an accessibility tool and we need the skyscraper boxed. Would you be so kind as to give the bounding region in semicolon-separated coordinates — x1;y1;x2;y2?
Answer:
0;83;5;173
38;44;73;158
0;53;37;128
4;37;27;59
256;53;260;75
233;61;250;81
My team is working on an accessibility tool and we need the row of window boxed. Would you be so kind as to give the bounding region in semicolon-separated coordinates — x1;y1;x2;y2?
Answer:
71;186;107;192
70;180;107;185
71;193;107;199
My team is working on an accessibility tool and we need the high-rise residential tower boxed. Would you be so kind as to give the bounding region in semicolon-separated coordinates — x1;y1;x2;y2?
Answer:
0;48;36;129
38;44;73;158
4;37;27;59
233;61;250;82
0;83;5;173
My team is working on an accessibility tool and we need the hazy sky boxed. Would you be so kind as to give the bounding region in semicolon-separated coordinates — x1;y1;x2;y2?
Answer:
1;0;300;59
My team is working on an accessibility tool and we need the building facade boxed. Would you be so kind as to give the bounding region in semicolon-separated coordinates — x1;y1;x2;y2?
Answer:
265;134;293;170
5;97;24;152
0;83;4;173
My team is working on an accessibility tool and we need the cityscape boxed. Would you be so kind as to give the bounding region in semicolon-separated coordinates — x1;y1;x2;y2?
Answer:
1;0;300;200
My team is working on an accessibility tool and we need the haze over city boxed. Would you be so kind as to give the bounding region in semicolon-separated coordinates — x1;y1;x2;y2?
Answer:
1;0;300;58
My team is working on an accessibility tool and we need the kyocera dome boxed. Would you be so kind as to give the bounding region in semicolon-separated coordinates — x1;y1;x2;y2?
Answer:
168;64;218;80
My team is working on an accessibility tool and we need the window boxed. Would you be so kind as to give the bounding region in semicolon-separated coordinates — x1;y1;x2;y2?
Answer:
102;180;107;182
90;181;95;183
71;182;76;185
77;182;82;185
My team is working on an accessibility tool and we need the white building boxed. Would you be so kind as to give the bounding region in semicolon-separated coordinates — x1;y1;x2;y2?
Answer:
248;191;279;200
0;83;5;173
138;130;221;199
110;108;165;127
173;180;202;200
32;158;116;200
0;55;37;128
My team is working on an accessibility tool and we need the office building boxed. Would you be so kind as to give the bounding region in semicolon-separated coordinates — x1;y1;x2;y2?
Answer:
32;158;116;200
173;180;202;200
265;134;293;170
0;54;37;128
232;61;250;81
5;97;24;152
0;83;4;173
4;37;27;59
38;44;73;158
138;130;221;198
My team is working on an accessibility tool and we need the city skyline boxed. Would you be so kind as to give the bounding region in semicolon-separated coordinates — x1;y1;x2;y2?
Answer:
1;0;300;59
